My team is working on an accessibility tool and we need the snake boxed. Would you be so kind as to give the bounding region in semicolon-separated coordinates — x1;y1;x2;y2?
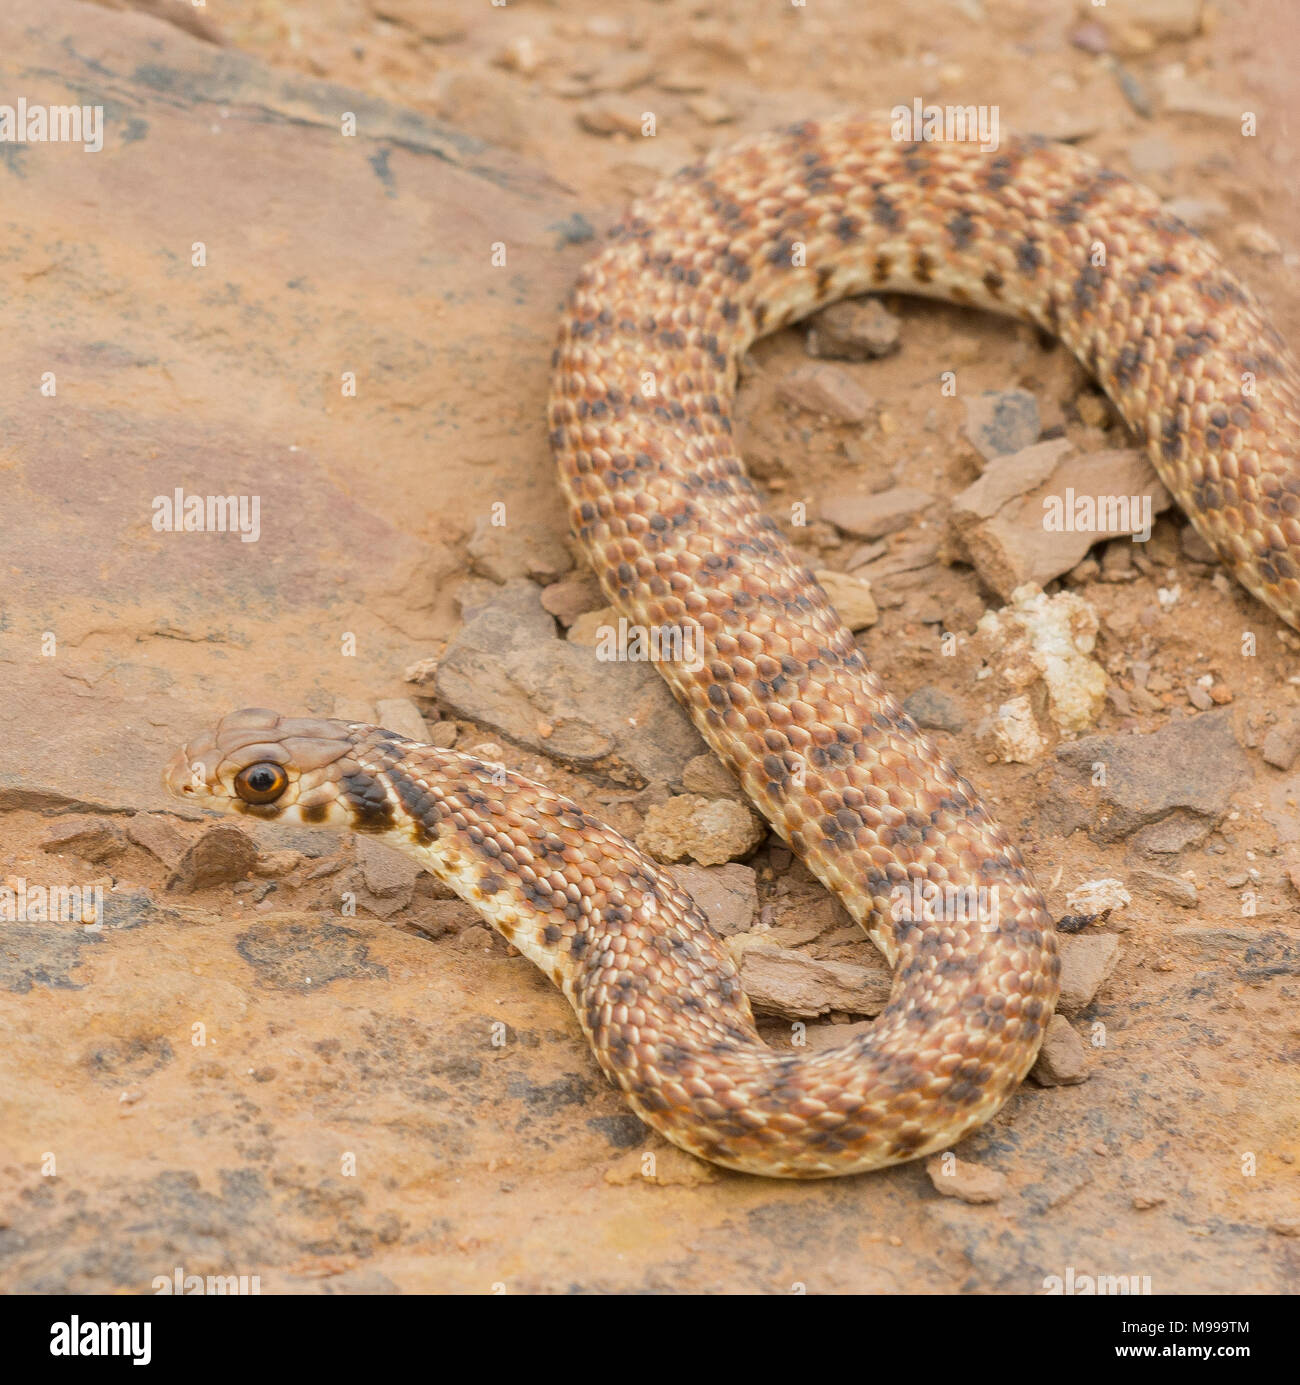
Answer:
164;116;1300;1178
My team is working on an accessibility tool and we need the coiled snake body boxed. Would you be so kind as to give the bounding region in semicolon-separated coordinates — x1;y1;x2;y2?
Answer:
167;117;1300;1177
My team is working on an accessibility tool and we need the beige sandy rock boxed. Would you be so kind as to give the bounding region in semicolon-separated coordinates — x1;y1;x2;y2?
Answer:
950;443;1171;599
1032;1015;1090;1086
1082;0;1203;44
925;1153;1008;1204
1126;867;1197;908
566;606;619;645
541;574;604;627
374;698;429;743
637;794;763;866
1261;714;1300;770
815;570;878;631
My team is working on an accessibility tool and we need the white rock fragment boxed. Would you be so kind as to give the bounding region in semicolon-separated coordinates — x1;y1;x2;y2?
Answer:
975;585;1108;739
1065;878;1132;917
992;694;1045;764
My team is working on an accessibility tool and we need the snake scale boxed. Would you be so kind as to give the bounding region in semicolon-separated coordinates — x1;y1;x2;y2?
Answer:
166;117;1300;1177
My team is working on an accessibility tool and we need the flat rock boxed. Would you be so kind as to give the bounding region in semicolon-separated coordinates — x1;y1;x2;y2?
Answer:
126;815;191;869
680;754;745;800
1108;0;1204;42
950;442;1171;599
540;574;604;626
800;1019;874;1052
40;817;128;864
434;580;707;785
1031;1014;1090;1086
902;686;967;734
374;698;430;744
0;3;580;817
925;1154;1007;1204
1127;867;1198;908
1054;710;1248;846
333;698;379;724
372;0;470;41
669;863;758;936
1163;195;1228;231
1157;69;1241;121
733;943;891;1020
777;363;871;422
1261;713;1300;770
467;515;574;584
819;487;932;540
814;570;878;630
1057;934;1122;1016
356;836;422;901
963;389;1041;462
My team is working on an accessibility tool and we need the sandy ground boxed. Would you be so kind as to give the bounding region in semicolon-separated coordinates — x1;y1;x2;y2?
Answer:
1;0;1297;1293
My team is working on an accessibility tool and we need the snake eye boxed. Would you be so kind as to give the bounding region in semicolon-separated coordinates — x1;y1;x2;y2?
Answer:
234;761;289;805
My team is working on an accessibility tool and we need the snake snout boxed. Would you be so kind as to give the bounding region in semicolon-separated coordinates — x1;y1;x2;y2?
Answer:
162;736;223;805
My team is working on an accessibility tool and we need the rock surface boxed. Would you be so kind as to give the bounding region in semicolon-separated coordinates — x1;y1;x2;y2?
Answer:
1053;711;1249;848
1;0;1296;1300
950;442;1172;598
962;389;1041;462
434;580;706;785
819;487;933;540
805;298;901;360
669;863;758;936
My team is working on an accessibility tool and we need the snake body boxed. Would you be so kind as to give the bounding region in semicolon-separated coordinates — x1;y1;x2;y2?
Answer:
167;118;1300;1177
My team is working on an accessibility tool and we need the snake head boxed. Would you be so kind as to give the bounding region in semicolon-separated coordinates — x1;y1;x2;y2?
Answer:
163;708;363;825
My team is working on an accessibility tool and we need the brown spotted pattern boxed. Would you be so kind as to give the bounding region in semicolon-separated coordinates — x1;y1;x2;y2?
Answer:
165;710;1056;1176
167;119;1297;1176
